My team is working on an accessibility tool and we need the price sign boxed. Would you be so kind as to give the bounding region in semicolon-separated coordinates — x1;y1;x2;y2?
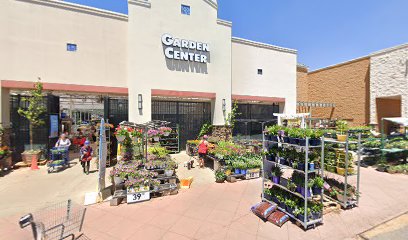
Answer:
127;191;150;204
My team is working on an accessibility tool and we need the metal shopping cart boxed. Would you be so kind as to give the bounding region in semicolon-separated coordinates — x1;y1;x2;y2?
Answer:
19;199;87;240
47;147;69;173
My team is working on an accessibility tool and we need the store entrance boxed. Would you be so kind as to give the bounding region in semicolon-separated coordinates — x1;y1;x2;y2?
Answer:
152;100;211;149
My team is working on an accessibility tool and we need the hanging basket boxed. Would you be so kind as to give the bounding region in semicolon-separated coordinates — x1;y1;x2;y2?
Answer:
153;136;160;142
163;132;170;137
116;135;126;142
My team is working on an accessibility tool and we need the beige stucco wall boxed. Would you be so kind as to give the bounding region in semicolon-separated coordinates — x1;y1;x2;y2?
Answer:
231;39;297;114
127;0;232;124
370;44;408;124
0;0;128;88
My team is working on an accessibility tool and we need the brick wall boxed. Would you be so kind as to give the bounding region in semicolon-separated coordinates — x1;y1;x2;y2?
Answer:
296;65;309;102
297;58;370;126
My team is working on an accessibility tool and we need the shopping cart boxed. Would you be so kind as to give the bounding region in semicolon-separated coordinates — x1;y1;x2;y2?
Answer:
19;199;87;240
48;147;69;173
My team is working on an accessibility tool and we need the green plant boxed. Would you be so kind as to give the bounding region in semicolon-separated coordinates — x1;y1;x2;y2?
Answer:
215;169;226;181
286;179;296;191
198;123;213;138
17;81;46;151
165;159;177;170
293;208;303;216
271;165;283;177
284;199;297;209
267;125;280;135
311;203;323;213
148;145;170;159
225;101;241;129
313;176;324;188
336;120;348;135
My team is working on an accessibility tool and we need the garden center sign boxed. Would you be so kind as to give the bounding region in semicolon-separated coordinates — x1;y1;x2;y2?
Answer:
162;33;209;63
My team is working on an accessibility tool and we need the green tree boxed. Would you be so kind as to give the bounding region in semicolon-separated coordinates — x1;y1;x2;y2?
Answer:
18;81;46;151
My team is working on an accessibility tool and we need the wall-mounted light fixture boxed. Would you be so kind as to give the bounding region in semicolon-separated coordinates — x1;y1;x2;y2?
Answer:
222;99;226;112
138;94;143;110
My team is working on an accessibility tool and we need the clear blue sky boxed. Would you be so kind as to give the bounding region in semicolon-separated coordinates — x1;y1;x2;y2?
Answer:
65;0;408;70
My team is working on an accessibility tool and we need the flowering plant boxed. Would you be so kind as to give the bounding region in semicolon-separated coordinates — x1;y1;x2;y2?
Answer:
124;169;158;191
131;128;143;139
159;127;172;133
148;129;161;137
114;126;132;137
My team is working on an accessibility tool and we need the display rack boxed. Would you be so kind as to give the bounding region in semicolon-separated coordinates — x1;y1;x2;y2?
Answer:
262;135;324;229
159;125;180;154
323;134;361;208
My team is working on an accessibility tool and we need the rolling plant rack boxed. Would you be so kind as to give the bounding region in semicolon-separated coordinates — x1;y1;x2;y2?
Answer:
323;133;361;209
159;124;180;154
262;134;325;229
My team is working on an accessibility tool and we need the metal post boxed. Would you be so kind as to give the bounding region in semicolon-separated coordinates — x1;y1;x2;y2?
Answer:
344;133;349;207
66;199;71;221
357;133;361;205
262;122;265;200
321;136;325;221
304;137;309;227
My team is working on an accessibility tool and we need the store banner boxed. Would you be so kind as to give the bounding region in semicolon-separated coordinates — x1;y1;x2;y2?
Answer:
49;114;59;138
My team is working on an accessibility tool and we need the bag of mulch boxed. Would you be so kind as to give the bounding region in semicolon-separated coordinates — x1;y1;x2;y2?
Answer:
267;211;290;227
251;202;277;220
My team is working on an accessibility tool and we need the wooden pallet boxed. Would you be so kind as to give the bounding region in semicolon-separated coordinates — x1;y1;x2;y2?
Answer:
323;196;341;214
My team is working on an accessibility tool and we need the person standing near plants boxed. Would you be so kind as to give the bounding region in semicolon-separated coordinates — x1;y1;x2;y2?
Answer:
80;140;93;175
198;135;209;168
55;133;71;164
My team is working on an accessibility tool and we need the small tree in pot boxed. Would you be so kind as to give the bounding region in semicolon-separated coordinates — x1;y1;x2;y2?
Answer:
18;81;46;166
336;120;348;142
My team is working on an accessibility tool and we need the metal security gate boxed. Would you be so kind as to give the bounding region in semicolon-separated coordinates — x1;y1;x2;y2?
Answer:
104;97;128;126
234;103;280;137
10;94;60;162
152;101;211;149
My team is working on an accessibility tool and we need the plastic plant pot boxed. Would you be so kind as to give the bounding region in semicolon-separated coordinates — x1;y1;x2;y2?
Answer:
241;169;247;175
310;138;321;146
283;136;290;143
272;176;280;184
234;169;240;174
271;135;279;142
309;162;315;171
312;187;322;195
298;138;306;146
298;163;305;171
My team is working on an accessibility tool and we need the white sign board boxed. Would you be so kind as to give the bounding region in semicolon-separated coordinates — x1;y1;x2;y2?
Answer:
127;191;150;204
162;33;210;63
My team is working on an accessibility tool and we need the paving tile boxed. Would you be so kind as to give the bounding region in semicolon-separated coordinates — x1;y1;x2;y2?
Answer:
169;216;202;238
184;205;214;221
257;220;289;240
287;221;321;240
125;224;166;240
206;209;236;227
225;227;257;240
194;220;228;239
148;211;183;230
214;199;240;213
162;231;192;240
229;213;260;236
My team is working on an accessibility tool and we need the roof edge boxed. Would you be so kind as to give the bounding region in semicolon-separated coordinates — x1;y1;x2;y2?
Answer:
370;42;408;57
203;0;218;10
18;0;128;21
217;19;232;28
232;37;297;54
128;0;151;8
309;55;370;74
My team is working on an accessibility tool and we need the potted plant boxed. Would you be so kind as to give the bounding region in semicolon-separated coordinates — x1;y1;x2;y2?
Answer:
297;207;311;222
164;159;177;177
114;126;128;142
325;152;337;173
131;128;143;141
336;152;354;176
159;126;172;137
109;166;124;185
267;125;279;142
215;169;226;183
300;179;313;198
312;176;324;195
18;81;46;167
336;120;348;142
310;129;323;146
276;193;286;209
288;128;300;145
271;165;283;184
311;203;323;220
298;129;308;146
148;129;161;142
264;188;273;201
285;198;297;215
239;161;248;175
286;179;297;192
297;152;306;171
151;179;161;191
232;161;241;174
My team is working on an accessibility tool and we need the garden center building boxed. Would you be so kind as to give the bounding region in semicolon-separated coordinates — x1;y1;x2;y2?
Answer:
0;0;297;159
297;43;408;132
